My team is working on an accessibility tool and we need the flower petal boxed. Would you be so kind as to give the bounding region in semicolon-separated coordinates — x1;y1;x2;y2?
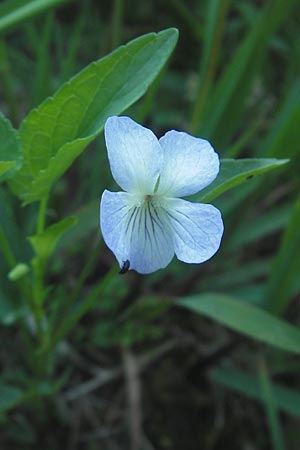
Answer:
100;190;174;274
104;116;162;195
157;130;219;197
164;198;223;263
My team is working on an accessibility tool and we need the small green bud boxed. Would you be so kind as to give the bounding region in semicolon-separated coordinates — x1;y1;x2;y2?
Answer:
8;263;30;281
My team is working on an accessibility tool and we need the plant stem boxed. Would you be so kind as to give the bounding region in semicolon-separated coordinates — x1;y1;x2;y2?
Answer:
37;195;48;235
33;195;49;342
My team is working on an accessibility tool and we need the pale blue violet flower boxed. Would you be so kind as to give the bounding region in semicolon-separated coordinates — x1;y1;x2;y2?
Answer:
100;116;224;274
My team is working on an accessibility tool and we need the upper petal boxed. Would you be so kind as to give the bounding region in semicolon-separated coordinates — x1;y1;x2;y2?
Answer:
100;190;174;274
164;198;223;263
104;116;162;195
157;130;219;197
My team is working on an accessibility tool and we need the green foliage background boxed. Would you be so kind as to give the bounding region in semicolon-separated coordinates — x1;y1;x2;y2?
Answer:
0;0;299;449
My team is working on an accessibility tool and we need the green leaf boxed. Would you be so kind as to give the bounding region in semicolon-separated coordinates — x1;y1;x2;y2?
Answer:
0;161;16;178
264;198;300;315
10;28;179;204
0;383;24;413
177;293;300;354
193;158;289;203
0;113;22;182
212;366;300;417
0;288;27;325
29;216;77;266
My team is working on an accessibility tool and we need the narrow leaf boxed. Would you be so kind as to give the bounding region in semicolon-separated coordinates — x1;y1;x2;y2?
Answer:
177;293;300;354
258;358;286;450
212;366;300;417
193;158;289;203
264;198;300;315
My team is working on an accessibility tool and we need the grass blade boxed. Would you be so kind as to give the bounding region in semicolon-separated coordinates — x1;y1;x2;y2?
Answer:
177;293;300;354
264;198;300;315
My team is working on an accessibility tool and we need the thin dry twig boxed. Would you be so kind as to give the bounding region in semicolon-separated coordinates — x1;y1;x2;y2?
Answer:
122;346;143;450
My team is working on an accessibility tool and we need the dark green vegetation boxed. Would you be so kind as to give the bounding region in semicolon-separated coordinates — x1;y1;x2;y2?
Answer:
0;0;300;449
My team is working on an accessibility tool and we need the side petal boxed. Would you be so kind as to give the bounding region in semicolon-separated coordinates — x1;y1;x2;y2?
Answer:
100;190;133;266
165;198;224;263
100;190;174;274
105;116;161;195
157;130;219;197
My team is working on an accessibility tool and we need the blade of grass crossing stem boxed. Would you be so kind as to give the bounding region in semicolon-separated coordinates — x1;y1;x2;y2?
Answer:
264;198;300;315
190;0;231;133
258;358;286;450
0;0;67;35
197;0;297;148
177;293;300;354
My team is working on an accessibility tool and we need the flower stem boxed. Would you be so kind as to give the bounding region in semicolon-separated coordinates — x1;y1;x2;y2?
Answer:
37;195;48;235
